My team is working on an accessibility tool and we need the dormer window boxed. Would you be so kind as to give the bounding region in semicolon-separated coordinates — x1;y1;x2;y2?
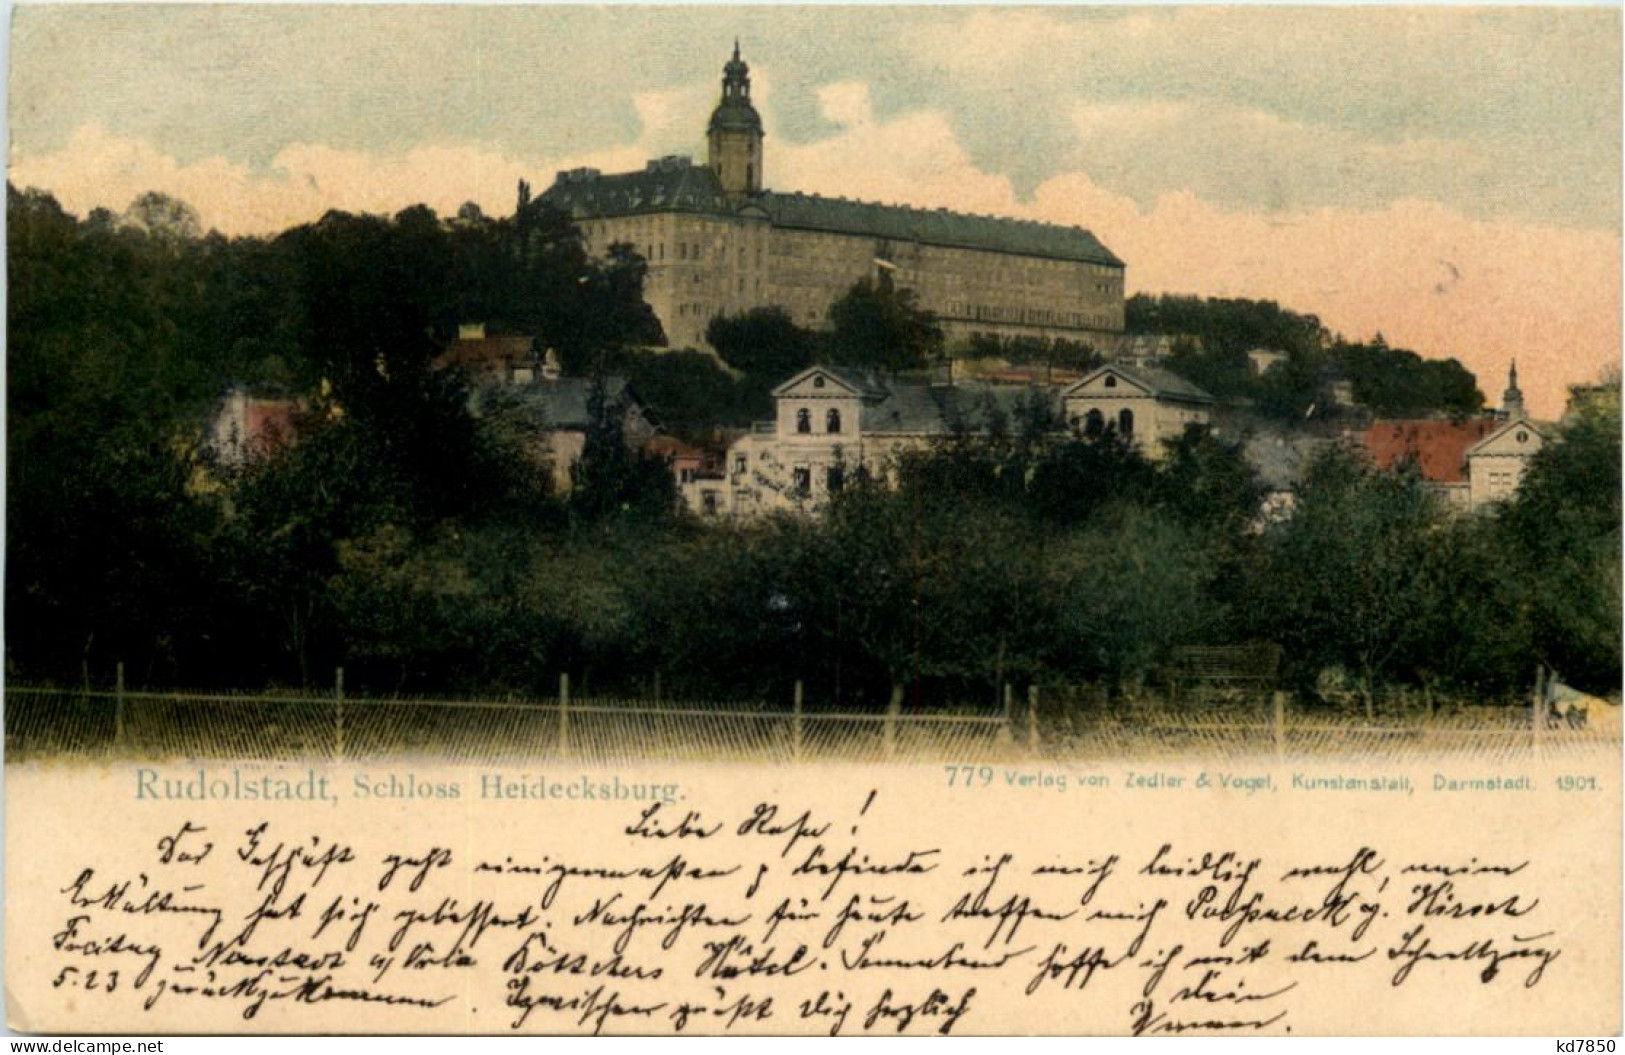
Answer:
796;408;811;434
826;408;842;434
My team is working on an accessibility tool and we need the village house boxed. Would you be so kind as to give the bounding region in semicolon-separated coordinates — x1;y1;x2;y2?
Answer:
1357;363;1544;511
683;362;1215;518
434;324;664;493
466;374;657;493
1058;363;1214;457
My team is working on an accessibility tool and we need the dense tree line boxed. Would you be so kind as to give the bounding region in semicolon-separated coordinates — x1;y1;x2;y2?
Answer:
8;185;1617;707
1127;293;1484;419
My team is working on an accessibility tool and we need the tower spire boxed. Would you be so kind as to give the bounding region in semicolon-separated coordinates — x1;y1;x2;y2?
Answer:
708;42;764;197
1502;359;1526;420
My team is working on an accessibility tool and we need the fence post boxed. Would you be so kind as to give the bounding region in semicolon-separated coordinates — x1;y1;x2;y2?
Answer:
114;661;126;750
559;673;572;759
1531;664;1545;757
884;689;899;760
793;680;805;762
1000;683;1015;745
1272;691;1287;765
1027;685;1040;754
334;666;345;761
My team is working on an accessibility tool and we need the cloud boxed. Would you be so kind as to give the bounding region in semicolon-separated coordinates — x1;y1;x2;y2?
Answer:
773;83;1017;218
8;86;716;235
902;7;1620;228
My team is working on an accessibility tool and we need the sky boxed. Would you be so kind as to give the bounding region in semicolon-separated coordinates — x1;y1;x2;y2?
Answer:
9;5;1621;417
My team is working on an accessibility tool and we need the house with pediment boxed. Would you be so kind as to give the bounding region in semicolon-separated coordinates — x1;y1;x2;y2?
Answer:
692;364;1060;517
1059;363;1214;458
687;362;1218;518
1358;364;1546;512
1466;417;1544;508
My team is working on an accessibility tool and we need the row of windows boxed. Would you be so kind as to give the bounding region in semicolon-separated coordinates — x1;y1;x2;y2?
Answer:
1074;408;1135;437
790;465;845;497
795;407;843;434
945;303;1113;328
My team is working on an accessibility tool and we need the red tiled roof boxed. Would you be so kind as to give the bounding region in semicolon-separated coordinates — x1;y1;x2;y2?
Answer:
645;435;705;459
1360;419;1500;484
245;400;299;451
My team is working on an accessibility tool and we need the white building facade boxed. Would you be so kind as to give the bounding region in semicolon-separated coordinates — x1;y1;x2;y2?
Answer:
1466;417;1544;509
683;364;1216;519
1059;364;1214;459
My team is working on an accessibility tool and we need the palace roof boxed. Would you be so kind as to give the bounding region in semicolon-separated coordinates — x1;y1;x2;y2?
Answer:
540;158;1123;267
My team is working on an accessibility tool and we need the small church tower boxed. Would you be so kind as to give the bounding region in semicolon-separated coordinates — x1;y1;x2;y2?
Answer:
1502;360;1526;420
707;41;764;198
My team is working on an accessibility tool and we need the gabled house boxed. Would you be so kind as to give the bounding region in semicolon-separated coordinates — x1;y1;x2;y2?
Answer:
469;375;656;492
1359;365;1546;512
705;364;1057;518
1059;363;1214;458
1466;417;1544;508
1359;418;1499;511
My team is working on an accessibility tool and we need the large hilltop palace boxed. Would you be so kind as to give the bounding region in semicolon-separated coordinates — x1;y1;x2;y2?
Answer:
537;43;1126;351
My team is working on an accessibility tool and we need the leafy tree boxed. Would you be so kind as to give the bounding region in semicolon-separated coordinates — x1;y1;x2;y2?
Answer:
1127;293;1329;358
1045;507;1217;690
1026;430;1158;527
7;184;229;684
706;306;816;383
823;278;944;373
1250;445;1443;709
123;191;204;241
1499;392;1622;692
818;476;1051;709
616;349;754;439
1338;336;1483;417
568;380;678;525
1128;293;1484;420
1154;428;1264;536
959;333;1101;373
446;200;664;374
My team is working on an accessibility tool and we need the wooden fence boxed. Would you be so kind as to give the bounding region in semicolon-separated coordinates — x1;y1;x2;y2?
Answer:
4;673;1616;764
2;675;1015;764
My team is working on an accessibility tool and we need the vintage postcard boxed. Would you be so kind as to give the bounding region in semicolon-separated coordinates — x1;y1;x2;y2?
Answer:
5;4;1621;1039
